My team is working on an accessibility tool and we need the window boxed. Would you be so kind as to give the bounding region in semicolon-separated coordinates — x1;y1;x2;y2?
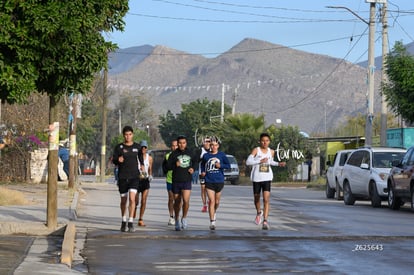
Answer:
406;148;414;166
347;151;364;167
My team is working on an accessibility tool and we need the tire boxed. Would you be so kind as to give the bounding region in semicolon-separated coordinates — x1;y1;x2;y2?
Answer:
411;187;414;211
326;180;335;199
343;181;355;205
230;179;239;185
335;179;342;200
388;184;401;210
370;182;382;208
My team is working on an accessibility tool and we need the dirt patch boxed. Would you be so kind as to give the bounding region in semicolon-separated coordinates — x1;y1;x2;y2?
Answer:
0;186;28;206
0;183;73;207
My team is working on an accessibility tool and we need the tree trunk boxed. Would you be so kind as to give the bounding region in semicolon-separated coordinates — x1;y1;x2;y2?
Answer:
47;96;59;229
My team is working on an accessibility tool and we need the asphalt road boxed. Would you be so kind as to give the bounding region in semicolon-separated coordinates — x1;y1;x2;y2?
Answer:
78;179;414;274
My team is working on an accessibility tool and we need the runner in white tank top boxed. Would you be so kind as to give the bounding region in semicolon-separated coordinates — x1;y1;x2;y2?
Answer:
248;146;274;182
246;133;286;230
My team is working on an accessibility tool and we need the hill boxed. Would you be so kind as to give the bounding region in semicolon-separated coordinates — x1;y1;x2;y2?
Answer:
108;38;382;134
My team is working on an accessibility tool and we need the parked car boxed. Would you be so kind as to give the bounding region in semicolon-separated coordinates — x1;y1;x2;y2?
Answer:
325;149;354;200
224;154;240;185
387;146;414;210
342;147;406;207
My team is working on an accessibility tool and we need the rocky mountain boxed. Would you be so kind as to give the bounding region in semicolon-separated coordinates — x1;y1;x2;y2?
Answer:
108;38;382;134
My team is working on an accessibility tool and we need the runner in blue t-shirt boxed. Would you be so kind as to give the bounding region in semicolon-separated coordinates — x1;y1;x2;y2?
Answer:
200;136;230;230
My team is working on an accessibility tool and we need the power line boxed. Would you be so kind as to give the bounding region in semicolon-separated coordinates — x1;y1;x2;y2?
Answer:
112;33;368;57
188;0;337;13
271;26;369;114
150;0;340;20
128;12;359;24
109;28;369;115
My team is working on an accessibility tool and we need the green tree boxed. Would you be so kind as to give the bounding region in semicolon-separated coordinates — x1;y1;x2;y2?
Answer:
0;0;128;228
382;41;414;123
106;93;156;150
158;98;231;150
330;113;399;138
206;113;265;163
267;124;315;181
207;114;313;181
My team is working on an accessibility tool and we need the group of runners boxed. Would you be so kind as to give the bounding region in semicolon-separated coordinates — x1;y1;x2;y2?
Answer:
112;126;285;232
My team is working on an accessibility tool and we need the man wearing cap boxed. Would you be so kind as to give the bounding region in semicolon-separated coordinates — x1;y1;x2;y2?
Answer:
134;140;153;227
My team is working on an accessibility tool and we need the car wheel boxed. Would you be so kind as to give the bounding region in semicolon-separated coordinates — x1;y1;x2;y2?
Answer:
230;179;239;185
370;182;381;208
388;184;401;210
343;181;355;205
335;179;342;200
411;187;414;210
326;179;335;199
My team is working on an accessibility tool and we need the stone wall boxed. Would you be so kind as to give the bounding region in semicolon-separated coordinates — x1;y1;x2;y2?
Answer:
30;148;48;183
0;147;67;183
30;148;67;183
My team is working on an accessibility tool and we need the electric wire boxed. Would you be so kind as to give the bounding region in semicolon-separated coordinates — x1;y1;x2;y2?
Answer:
128;12;358;24
111;33;368;57
271;26;369;114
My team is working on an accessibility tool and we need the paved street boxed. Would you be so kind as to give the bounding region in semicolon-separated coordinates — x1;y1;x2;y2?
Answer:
76;179;414;274
3;177;414;274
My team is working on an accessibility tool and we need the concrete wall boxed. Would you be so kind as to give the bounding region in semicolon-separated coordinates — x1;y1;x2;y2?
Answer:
30;148;66;183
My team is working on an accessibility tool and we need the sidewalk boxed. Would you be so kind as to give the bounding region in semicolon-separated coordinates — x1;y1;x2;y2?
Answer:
0;181;82;274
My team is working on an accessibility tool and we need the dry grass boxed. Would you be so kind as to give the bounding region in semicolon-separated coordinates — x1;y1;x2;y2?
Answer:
0;186;28;206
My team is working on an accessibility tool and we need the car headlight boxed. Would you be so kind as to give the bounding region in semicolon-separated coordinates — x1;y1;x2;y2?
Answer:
379;173;387;181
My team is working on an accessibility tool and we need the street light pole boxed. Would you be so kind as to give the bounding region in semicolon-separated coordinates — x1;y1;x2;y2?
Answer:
327;2;378;146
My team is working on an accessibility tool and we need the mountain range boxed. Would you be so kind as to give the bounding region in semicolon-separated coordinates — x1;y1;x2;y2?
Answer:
107;38;411;135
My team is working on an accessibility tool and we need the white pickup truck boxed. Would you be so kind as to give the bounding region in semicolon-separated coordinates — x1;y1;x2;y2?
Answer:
326;149;354;200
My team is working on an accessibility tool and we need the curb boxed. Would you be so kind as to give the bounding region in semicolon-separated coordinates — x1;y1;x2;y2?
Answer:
61;222;76;267
69;190;80;221
61;188;82;267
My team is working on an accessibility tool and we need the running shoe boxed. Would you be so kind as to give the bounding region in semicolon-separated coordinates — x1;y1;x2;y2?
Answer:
127;222;135;233
262;220;270;230
255;210;263;225
181;218;188;230
201;205;208;212
210;220;216;230
168;217;175;225
120;221;127;232
175;220;181;231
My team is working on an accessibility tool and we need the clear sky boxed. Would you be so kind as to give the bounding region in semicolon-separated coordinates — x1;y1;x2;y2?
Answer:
107;0;414;63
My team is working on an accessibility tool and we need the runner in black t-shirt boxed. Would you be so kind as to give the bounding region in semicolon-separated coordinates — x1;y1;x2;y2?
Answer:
112;126;142;232
167;135;198;231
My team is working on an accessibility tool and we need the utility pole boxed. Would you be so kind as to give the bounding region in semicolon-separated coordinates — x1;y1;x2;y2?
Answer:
380;1;388;146
364;1;376;147
118;109;122;134
231;86;238;115
220;83;225;123
100;68;108;183
327;1;383;146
